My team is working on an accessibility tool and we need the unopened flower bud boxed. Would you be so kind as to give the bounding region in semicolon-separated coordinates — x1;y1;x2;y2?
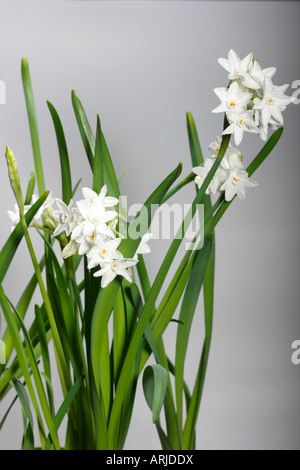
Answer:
5;146;24;213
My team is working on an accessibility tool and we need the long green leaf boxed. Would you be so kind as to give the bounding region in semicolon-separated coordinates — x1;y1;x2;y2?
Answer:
21;57;45;196
183;233;215;449
44;376;84;450
71;90;95;170
47;100;72;205
175;235;213;431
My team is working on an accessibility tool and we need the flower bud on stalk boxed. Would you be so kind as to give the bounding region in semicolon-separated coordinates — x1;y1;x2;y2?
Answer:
5;146;24;215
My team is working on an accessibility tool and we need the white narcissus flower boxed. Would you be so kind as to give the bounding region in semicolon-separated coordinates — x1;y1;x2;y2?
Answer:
87;235;123;269
212;81;252;116
52;198;80;237
244;59;276;91
72;194;117;243
81;186;119;209
193;158;227;195
223;110;260;145
93;257;138;288
253;76;295;129
220;169;258;201
217;49;256;85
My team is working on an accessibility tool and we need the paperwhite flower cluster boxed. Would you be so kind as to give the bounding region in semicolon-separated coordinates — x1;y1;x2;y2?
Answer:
8;185;152;288
213;49;295;144
193;136;257;201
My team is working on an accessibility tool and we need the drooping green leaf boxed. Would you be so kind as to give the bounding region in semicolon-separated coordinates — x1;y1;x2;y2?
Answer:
142;364;168;423
11;378;35;450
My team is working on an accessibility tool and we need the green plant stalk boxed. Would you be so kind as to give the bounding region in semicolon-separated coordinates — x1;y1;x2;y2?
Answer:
19;214;72;399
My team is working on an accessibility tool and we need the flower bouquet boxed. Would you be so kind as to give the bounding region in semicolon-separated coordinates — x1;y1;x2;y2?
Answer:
0;50;294;450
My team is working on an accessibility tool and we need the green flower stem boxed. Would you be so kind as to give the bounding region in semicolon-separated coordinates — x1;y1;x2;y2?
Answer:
19;215;72;399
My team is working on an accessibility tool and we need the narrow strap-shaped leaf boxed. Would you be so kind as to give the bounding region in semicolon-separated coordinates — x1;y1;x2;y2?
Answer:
7;296;60;449
175;235;213;431
71;90;95;170
93;115;105;193
182;233;215;449
21;57;45;196
44;376;84;450
186;111;204;167
0;284;47;446
47;101;72;205
24;171;35;205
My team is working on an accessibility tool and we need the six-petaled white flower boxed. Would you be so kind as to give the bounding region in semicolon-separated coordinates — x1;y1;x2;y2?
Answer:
220;169;258;201
93;258;138;288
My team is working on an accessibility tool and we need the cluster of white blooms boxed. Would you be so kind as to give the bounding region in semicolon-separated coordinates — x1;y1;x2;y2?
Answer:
8;185;152;288
213;49;295;144
193;136;257;201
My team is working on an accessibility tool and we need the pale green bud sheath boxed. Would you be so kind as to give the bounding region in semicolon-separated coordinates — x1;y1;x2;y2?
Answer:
5;146;24;216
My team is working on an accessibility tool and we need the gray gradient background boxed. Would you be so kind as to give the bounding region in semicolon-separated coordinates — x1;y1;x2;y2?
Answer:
0;0;299;450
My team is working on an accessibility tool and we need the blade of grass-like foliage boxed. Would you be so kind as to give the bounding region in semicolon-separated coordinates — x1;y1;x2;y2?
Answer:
21;57;45;196
71;91;121;199
186;111;204;167
24;171;35;205
35;304;54;415
1;254;46;369
47;101;72;205
44;375;84;450
71;90;95;170
143;364;168;424
175;235;213;432
247;127;283;177
182;233;215;450
93;115;105;192
7;297;60;449
0;191;49;283
11;378;35;450
0;284;47;446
